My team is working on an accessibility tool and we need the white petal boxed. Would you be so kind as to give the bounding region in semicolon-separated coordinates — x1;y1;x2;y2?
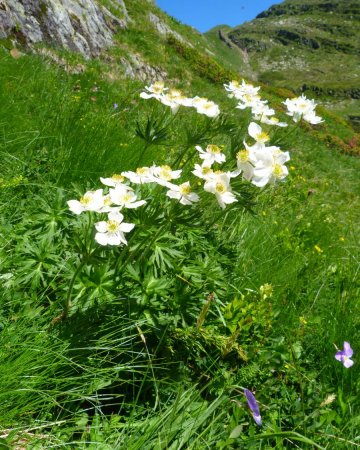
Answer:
95;232;109;245
95;221;108;233
67;200;84;215
119;222;135;233
248;122;262;139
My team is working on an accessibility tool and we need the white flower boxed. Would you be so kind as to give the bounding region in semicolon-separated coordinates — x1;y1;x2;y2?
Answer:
192;163;214;180
140;81;168;100
193;97;220;118
302;110;323;125
236;94;265;111
204;172;237;209
223;80;241;97
166;182;200;205
283;95;323;124
95;211;135;246
100;174;130;188
110;185;146;209
152;165;182;187
235;147;255;181
67;189;105;215
251;146;290;187
252;103;275;118
122;167;154;184
254;115;288;127
195;144;226;165
160;89;185;113
248;122;270;145
224;79;260;100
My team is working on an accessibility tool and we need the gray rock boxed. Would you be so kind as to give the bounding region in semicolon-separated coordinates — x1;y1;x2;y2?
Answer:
120;53;167;82
149;12;192;46
0;0;128;58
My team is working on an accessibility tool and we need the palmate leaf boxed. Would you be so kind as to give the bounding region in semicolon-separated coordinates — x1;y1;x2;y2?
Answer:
15;240;63;290
135;116;169;146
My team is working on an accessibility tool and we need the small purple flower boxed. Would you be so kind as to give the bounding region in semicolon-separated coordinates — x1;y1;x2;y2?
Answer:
335;342;354;368
113;102;119;109
244;388;262;426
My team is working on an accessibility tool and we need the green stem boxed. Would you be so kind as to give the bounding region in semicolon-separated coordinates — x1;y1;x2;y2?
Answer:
63;258;86;319
272;119;301;146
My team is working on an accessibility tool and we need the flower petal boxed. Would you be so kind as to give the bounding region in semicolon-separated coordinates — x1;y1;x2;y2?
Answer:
343;342;353;357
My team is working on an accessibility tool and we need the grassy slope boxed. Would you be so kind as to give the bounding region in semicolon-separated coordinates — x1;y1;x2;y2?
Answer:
205;0;360;121
0;0;360;447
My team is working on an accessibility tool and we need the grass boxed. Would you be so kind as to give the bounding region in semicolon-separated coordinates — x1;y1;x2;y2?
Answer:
0;1;360;447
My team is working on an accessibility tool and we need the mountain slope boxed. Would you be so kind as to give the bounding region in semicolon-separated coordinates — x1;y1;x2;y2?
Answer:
205;0;360;126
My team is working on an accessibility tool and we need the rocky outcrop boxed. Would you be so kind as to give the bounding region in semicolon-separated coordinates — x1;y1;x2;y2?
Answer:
120;53;167;82
0;0;128;58
148;13;191;46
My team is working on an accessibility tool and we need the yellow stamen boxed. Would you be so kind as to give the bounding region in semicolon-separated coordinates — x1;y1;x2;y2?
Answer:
273;164;284;178
256;132;270;143
215;182;226;194
111;174;125;182
107;220;119;232
236;149;249;162
207;144;221;154
180;184;192;195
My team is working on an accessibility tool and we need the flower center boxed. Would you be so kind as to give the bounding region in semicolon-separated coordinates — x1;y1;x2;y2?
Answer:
180;184;192;195
111;174;125;182
273;164;284;178
152;82;165;93
121;193;133;203
168;89;182;99
136;167;148;175
215;182;226;194
104;195;112;206
80;194;92;205
256;132;270;143
237;149;249;162
207;144;221;154
107;220;120;233
159;165;173;180
202;166;212;175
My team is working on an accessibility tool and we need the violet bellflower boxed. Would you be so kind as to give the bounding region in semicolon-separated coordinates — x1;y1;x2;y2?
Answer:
244;388;262;426
335;342;354;368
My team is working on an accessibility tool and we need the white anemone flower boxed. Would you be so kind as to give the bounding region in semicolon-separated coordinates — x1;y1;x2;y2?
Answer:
235;147;256;181
192;163;214;180
100;174;130;188
97;194;121;213
204;172;237;209
110;185;146;209
251;146;290;187
254;115;288;127
166;182;200;205
236;94;265;110
122;167;154;184
95;211;135;246
160;89;185;113
195;144;226;165
67;189;105;215
225;79;261;100
152;165;182;188
302;110;324;125
283;95;323;124
251;103;275;118
248;122;271;145
223;80;241;97
193;97;220;118
140;81;168;100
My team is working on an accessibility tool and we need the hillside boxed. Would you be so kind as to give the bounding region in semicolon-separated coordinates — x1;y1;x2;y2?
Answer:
205;0;360;128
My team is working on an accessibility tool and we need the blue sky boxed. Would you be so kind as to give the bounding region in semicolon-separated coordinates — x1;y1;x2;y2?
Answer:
156;0;284;32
